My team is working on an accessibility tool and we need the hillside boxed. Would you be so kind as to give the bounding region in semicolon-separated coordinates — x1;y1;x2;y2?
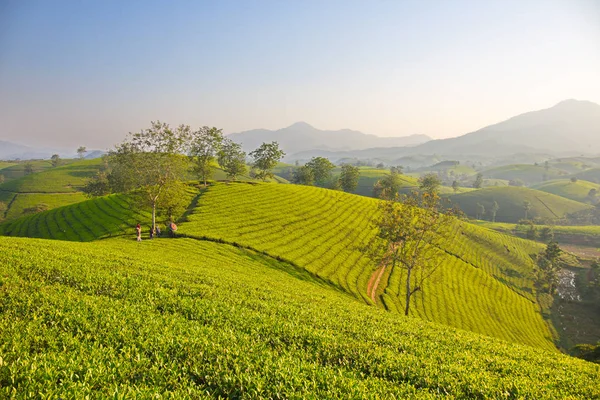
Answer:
449;187;592;223
573;168;600;183
1;182;556;350
228;122;430;155
532;179;600;203
480;164;566;185
1;236;598;398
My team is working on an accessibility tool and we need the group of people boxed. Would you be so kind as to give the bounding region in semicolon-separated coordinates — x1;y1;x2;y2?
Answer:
135;222;177;242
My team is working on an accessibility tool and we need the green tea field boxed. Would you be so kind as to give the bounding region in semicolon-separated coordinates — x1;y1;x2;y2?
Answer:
1;236;598;398
532;179;600;203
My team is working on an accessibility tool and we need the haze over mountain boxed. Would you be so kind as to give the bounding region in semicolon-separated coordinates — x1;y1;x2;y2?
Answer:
288;100;600;162
0;140;102;160
227;122;431;154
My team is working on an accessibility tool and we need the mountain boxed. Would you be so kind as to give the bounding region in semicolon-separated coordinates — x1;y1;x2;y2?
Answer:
227;122;431;154
407;99;600;156
0;140;105;160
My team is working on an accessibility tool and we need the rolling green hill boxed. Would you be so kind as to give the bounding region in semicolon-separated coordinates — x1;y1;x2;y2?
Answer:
1;182;556;351
480;164;567;185
532;179;600;203
0;159;71;182
449;186;592;223
573;168;600;183
1;236;598;398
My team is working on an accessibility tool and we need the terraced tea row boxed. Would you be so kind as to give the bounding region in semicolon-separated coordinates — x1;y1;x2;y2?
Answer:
1;236;598;398
179;183;554;349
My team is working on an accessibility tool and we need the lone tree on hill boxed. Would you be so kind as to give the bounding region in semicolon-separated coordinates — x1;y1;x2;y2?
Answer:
292;165;314;186
106;121;191;231
473;173;483;189
418;173;442;195
339;164;360;193
536;242;562;294
188;126;224;186
373;168;404;199
24;162;34;175
490;201;500;222
523;200;532;220
218;138;247;181
451;180;460;193
51;154;61;167
305;157;335;186
77;146;87;159
368;190;457;316
249;142;285;181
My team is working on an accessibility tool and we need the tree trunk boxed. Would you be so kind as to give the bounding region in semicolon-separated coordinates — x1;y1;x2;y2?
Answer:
405;267;412;316
152;201;156;232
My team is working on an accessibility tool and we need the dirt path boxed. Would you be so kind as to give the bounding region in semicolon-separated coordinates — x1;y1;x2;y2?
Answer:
366;265;386;304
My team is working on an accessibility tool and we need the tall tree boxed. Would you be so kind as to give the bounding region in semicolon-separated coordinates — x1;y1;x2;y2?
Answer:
51;154;61;167
451;180;460;193
476;203;485;220
418;173;442;195
292;165;314;185
249;142;285;181
490;201;500;222
77;146;87;159
218;139;247;181
107;121;191;231
523;200;532;220
24;162;34;175
368;191;457;316
339;164;360;193
188;126;224;186
473;173;483;189
305;157;335;186
536;242;562;294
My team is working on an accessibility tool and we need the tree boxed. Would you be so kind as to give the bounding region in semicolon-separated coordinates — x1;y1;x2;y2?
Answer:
373;169;404;199
539;227;554;243
418;173;442;195
368;191;457;316
476;203;485;220
473;173;483;189
82;171;111;197
305;157;335;186
292;165;314;185
509;179;525;187
571;177;578;183
24;162;34;175
218;139;247;181
536;242;562;293
51;154;61;167
587;189;598;204
77;146;87;159
376;163;385;169
107;121;191;231
451;180;460;193
526;223;537;240
523;200;532;220
249;142;285;181
0;201;6;222
390;166;404;174
491;201;500;222
188;126;224;186
339;164;360;193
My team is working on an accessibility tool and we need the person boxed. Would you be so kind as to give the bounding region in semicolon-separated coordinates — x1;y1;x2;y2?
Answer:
135;223;142;242
149;226;154;239
155;225;161;237
168;221;177;237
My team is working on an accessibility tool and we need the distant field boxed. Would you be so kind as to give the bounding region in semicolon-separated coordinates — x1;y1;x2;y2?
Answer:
532;179;600;203
0;158;103;193
0;160;57;182
1;236;597;398
480;164;567;185
573;168;600;183
449;186;592;223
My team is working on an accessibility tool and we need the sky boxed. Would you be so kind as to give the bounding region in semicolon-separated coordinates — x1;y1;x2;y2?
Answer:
0;0;599;149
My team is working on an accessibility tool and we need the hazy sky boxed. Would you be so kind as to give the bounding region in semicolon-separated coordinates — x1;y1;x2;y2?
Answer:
1;0;599;149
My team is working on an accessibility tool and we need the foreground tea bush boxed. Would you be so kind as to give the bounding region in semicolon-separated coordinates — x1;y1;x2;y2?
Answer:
0;236;598;398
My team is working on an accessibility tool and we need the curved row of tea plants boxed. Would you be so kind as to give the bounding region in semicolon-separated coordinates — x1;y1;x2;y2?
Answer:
179;183;554;349
0;236;598;398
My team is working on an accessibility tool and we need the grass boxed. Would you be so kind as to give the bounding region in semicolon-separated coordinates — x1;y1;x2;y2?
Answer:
480;164;568;185
532;179;600;203
449;186;592;223
0;160;67;182
0;235;599;398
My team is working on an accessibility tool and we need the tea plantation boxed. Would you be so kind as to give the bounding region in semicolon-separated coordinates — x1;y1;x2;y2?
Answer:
1;236;599;398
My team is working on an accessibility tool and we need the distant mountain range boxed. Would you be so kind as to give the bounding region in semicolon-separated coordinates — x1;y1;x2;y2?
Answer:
0;141;104;160
227;122;431;154
286;99;600;163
